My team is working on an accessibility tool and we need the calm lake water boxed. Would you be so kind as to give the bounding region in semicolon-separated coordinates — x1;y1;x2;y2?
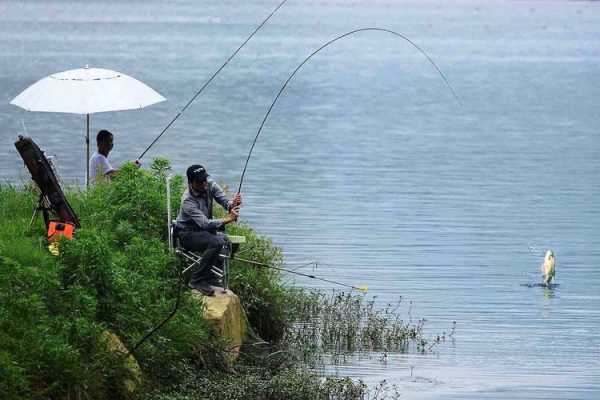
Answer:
1;0;599;398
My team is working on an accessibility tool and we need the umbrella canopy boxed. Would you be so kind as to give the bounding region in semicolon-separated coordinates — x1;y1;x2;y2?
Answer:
10;67;165;114
10;66;166;186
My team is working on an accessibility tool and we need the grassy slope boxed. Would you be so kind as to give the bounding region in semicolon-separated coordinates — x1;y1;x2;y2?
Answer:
0;160;367;400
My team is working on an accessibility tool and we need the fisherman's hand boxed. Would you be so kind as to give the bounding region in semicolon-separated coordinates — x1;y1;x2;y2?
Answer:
231;193;242;207
133;159;142;168
228;206;240;222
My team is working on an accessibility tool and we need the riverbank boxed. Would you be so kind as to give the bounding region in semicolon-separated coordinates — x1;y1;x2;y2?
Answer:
0;160;432;400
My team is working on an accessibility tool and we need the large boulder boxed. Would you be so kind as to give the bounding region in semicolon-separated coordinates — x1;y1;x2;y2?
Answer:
101;331;143;397
191;289;247;363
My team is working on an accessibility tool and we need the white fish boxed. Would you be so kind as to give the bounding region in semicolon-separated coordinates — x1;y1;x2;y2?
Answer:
540;250;556;285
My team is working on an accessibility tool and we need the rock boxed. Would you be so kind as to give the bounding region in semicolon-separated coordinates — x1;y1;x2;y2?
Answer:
191;288;247;363
101;331;143;397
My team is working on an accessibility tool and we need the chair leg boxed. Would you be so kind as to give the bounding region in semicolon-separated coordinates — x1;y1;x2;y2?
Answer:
219;242;232;290
177;245;231;291
177;250;203;275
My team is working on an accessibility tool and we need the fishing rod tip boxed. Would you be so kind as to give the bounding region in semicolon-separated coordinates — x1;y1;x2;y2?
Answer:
355;286;368;293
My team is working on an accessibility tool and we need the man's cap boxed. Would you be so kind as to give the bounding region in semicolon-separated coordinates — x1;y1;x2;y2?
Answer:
186;164;209;183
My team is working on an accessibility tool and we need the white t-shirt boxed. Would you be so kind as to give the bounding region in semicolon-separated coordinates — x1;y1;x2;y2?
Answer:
89;152;115;183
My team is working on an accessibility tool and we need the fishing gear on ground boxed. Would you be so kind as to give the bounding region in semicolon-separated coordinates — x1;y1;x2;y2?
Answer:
15;135;80;255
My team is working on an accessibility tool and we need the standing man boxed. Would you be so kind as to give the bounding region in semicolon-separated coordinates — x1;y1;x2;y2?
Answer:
176;164;242;296
89;129;140;184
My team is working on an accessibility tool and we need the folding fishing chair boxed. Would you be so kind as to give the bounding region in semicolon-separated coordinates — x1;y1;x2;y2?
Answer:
169;222;245;290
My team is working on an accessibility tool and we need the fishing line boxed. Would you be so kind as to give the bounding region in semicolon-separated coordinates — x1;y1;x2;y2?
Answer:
232;256;368;293
20;120;29;136
137;0;288;160
527;243;544;258
289;260;318;272
237;27;460;194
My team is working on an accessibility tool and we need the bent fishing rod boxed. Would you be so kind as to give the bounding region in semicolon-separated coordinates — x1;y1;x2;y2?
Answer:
137;0;288;161
237;27;459;194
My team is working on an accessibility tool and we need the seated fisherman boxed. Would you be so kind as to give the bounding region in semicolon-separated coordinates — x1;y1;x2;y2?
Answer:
89;129;140;184
176;164;242;296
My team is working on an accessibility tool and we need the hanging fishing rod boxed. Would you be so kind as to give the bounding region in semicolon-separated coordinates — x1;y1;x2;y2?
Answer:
237;27;459;194
233;255;368;293
137;0;288;160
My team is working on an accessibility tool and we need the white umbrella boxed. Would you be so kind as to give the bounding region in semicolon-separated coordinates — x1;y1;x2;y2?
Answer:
10;66;166;185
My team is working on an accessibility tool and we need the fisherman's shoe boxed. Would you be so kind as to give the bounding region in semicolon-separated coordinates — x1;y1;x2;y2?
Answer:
188;281;215;296
207;275;227;294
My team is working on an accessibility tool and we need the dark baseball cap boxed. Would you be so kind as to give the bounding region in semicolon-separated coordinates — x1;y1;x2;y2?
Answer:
186;164;209;183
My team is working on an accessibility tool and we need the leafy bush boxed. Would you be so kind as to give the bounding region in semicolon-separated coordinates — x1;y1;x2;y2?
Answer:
1;159;433;399
0;251;127;399
142;364;367;400
0;160;320;399
0;162;225;398
226;221;290;343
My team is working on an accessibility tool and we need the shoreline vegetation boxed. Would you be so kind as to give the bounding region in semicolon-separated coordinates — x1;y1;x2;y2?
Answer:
0;160;443;400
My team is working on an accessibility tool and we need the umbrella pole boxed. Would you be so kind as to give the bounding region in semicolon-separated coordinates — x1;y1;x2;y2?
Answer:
86;114;90;188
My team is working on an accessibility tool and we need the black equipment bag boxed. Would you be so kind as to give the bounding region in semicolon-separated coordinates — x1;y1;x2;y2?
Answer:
14;135;81;228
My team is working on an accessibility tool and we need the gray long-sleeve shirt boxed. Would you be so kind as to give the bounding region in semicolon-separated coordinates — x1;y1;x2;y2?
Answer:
176;178;231;232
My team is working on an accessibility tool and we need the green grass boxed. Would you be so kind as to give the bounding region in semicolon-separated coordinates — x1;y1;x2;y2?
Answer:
0;159;436;400
279;290;437;368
